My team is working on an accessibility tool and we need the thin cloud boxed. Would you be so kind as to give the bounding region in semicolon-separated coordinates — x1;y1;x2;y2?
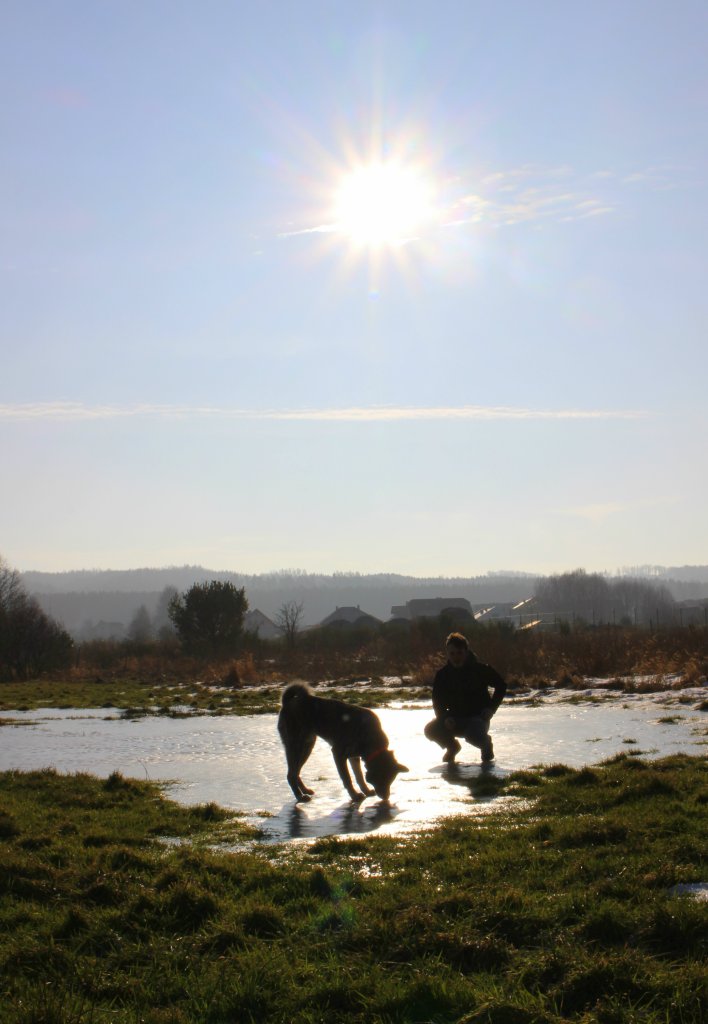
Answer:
281;161;692;242
558;495;677;523
452;174;616;228
271;406;645;422
0;402;647;423
559;502;628;524
278;223;338;238
279;224;421;246
620;164;700;192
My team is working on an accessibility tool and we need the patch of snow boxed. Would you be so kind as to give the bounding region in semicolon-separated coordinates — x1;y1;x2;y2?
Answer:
669;883;708;902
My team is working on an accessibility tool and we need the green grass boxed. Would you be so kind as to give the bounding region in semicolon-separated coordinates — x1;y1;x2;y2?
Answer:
0;678;286;715
1;755;706;1023
0;678;432;716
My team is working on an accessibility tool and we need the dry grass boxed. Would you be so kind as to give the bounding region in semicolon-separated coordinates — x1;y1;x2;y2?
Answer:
6;622;705;707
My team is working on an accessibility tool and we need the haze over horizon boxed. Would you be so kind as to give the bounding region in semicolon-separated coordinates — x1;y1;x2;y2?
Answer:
19;561;708;586
3;3;707;577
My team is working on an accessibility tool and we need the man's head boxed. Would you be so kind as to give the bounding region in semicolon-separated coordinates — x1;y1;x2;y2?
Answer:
446;632;468;667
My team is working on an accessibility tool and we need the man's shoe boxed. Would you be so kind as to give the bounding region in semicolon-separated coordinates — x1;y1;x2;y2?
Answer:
481;738;494;763
442;739;461;763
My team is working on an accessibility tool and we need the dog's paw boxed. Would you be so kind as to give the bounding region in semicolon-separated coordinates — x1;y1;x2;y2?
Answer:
302;785;315;795
296;793;312;803
350;792;366;804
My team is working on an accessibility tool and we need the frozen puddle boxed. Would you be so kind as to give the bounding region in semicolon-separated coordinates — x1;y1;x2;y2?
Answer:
1;695;705;843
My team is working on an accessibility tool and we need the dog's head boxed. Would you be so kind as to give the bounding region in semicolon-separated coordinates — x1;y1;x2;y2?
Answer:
365;749;409;800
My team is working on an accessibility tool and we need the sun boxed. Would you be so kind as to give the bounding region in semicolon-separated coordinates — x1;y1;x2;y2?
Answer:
333;161;434;248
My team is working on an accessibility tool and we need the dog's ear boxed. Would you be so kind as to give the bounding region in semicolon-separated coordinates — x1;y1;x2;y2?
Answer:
396;762;409;773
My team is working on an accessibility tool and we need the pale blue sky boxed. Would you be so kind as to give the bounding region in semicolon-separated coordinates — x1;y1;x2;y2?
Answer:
2;1;706;575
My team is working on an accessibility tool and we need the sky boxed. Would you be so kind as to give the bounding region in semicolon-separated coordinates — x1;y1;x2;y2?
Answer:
2;1;707;577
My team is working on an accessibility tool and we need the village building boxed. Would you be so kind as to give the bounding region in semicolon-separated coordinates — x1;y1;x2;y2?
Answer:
675;600;708;626
243;609;280;639
319;605;381;629
389;597;473;620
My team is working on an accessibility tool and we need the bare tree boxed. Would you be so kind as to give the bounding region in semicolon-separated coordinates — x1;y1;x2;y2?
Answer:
535;568;675;626
275;600;305;648
0;557;23;611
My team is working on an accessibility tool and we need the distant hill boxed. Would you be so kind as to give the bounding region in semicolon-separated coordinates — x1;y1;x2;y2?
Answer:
23;566;538;637
22;566;217;595
22;565;708;639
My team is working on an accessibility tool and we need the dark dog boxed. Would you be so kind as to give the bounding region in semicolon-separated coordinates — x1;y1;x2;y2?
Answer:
277;683;408;802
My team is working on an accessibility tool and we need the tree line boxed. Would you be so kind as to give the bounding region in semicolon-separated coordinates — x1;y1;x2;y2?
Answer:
534;569;677;626
0;558;73;679
1;557;699;682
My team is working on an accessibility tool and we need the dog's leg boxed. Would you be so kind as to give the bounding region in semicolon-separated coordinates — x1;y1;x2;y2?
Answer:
332;749;365;802
351;757;375;797
295;734;316;796
285;733;316;801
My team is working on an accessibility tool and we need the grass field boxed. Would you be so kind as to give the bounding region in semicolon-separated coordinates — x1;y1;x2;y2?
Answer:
1;753;706;1023
0;676;283;715
0;676;434;716
1;672;704;719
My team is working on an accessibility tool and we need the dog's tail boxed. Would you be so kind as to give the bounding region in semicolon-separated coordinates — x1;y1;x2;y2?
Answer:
281;682;313;707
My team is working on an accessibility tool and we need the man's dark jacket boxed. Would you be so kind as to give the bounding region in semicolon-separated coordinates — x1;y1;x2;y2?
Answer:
432;652;506;719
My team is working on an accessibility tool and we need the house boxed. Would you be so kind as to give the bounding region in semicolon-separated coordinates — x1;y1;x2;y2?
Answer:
474;602;523;622
474;598;554;630
243;609;280;640
80;620;127;641
675;600;708;626
390;597;473;620
388;595;549;629
319;605;381;629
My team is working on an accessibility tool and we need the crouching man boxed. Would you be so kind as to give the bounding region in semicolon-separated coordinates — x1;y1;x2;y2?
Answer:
424;632;507;764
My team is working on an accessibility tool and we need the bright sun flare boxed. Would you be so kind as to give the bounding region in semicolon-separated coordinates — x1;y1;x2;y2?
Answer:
333;161;433;247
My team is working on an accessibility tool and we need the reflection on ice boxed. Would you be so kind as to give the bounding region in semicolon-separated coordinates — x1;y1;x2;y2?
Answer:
0;693;705;843
283;799;400;841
